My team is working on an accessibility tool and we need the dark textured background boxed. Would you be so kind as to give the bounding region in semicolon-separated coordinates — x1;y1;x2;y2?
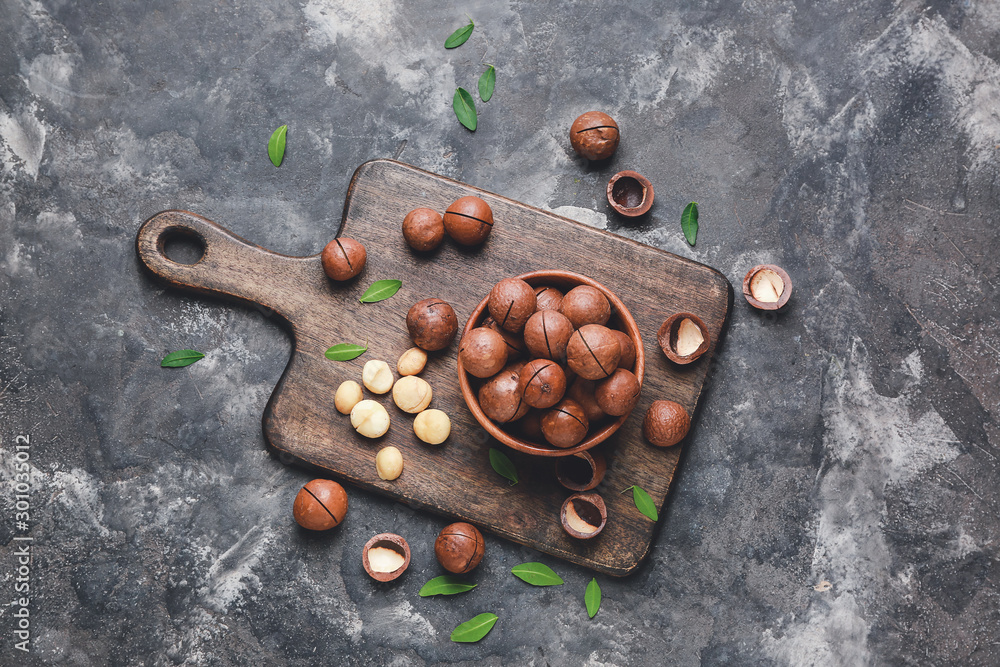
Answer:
2;0;999;664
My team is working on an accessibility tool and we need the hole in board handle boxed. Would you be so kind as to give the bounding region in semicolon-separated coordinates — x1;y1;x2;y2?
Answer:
159;227;206;265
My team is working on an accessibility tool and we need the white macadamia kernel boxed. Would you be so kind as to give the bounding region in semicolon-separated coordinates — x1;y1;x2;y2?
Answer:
334;380;364;414
351;400;390;438
675;318;705;357
397;347;428;376
375;446;404;480
367;546;405;572
362;359;394;394
413;409;451;445
392;376;433;413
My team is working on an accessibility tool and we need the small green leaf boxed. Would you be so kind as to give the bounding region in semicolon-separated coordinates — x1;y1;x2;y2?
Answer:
359;279;402;303
488;448;518;485
453;87;477;131
444;19;474;48
450;612;497;643
161;350;205;368
585;578;601;618
419;575;477;597
622;485;658;522
268;125;287;167
511;562;563;586
324;341;368;361
681;202;699;246
478;65;495;102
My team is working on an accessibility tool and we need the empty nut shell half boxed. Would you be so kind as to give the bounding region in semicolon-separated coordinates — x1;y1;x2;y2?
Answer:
607;171;654;217
554;451;607;492
561;493;607;539
362;533;411;582
743;264;792;310
657;313;710;364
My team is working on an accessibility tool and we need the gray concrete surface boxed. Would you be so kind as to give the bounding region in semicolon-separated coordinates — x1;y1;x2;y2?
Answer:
2;0;999;664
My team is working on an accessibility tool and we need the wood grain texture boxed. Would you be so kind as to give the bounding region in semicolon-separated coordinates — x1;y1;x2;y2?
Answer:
135;159;733;576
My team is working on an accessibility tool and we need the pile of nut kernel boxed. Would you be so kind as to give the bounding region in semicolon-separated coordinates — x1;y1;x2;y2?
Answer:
461;277;641;450
331;302;458;482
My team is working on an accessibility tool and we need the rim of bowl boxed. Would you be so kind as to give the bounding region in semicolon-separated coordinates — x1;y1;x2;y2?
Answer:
457;270;645;457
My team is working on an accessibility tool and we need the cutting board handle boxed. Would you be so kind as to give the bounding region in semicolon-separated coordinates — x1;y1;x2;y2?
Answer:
136;210;317;319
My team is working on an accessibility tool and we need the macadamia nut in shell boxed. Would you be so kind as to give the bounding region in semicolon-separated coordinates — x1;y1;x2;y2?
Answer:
443;196;493;246
566;324;621;380
293;479;348;530
488;278;537;333
321;238;367;281
458;327;509;378
560;285;611;328
435;522;485;573
402;208;445;252
644;400;691;447
407;299;458;351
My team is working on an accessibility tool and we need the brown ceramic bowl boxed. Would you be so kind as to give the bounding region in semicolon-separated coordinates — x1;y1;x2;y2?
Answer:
458;270;644;457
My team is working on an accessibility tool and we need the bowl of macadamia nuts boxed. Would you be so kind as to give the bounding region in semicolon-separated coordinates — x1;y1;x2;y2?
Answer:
457;270;644;457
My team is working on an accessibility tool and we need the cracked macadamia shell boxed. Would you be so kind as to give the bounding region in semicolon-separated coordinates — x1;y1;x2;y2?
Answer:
658;313;710;364
293;479;348;531
566;324;621;380
570;111;620;161
435;522;485;573
321;238;366;281
488;278;537;333
523;310;574;362
541;398;590;448
517;359;567;409
560;492;607;539
743;264;793;310
443;196;493;246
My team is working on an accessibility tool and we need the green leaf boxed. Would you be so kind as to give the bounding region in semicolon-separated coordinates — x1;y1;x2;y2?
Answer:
444;19;474;48
453;87;477;131
161;350;205;368
419;575;477;597
585;578;601;618
511;562;564;586
478;65;495;102
324;341;368;361
450;612;497;643
359;279;402;303
488;448;518;485
622;485;658;522
681;202;699;246
268;125;287;167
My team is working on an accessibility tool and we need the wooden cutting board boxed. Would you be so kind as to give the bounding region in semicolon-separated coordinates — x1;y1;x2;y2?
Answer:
136;159;732;576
